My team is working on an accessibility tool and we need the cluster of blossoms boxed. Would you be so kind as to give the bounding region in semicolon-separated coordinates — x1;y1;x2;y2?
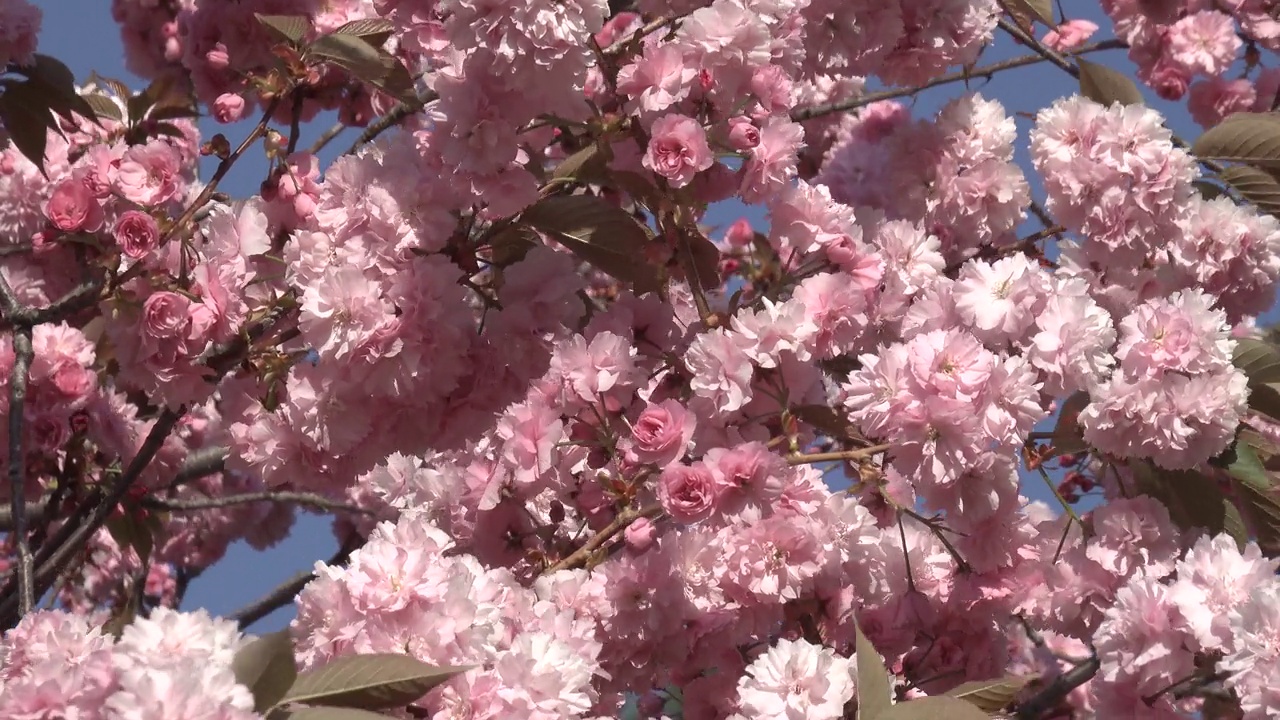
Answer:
6;0;1280;719
0;607;256;720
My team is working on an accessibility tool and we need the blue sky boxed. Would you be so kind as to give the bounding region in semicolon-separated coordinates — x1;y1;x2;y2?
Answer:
32;3;1280;632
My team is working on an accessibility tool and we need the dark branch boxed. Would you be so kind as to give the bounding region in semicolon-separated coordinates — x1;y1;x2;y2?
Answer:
232;543;355;630
1013;654;1100;720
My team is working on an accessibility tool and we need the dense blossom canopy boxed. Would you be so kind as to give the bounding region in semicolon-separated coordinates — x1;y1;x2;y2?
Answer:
1;0;1280;718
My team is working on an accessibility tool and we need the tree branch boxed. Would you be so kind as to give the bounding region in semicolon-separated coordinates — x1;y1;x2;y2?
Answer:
343;89;438;157
790;40;1127;121
1013;653;1100;720
6;323;32;615
144;490;369;515
232;543;355;630
786;444;891;466
544;504;663;573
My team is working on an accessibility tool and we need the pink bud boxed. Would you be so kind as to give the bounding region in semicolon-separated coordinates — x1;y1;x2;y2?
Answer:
212;93;247;124
205;43;230;71
723;217;755;248
726;116;760;151
625;517;657;553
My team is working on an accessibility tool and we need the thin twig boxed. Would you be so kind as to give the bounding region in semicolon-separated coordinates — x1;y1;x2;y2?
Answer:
544;504;663;573
144;490;369;515
307;121;346;155
342;89;438;157
6;324;32;615
787;443;891;466
790;40;1127;121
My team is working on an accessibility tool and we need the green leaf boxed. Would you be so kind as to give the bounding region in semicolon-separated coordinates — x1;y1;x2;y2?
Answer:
553;142;610;184
232;630;298;712
855;622;893;719
14;54;99;125
520;194;664;293
1077;58;1144;107
791;404;859;442
105;512;154;563
486;222;541;267
1132;462;1245;548
1006;0;1055;26
83;93;124;123
308;35;416;103
876;695;991;720
1234;337;1280;384
256;14;312;45
1051;391;1091;455
87;72;131;102
1226;439;1280;554
331;18;395;49
101;589;139;639
282;654;471;710
1192;112;1280;168
267;708;393;720
1232;337;1280;420
677;226;721;298
1217;165;1280;215
0;83;55;174
1191;178;1231;203
944;675;1032;712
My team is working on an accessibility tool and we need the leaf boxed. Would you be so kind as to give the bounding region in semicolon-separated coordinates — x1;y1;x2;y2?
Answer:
308;35;416;103
1192;112;1280;168
105;512;154;563
87;72;131;103
1051;391;1091;455
609;169;661;209
1226;439;1280;554
485;222;540;266
520;194;664;293
331;18;395;48
1132;462;1245;548
791;404;859;442
944;675;1032;712
268;708;394;720
1006;0;1055;26
282;654;471;710
1234;337;1280;384
1233;337;1280;419
14;54;99;125
147;104;201;122
876;695;992;720
1216;165;1280;215
1077;58;1144;107
553;142;610;183
232;630;298;712
256;14;312;45
855;622;893;719
101;589;139;639
1191;178;1231;203
0;85;55;174
676;226;722;298
83;94;124;123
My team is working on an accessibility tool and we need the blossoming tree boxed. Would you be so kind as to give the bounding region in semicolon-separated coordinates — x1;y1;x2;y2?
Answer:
4;0;1280;717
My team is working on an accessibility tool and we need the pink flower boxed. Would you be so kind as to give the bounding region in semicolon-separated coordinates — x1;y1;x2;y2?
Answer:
740;116;804;204
642;113;714;189
722;217;755;247
141;292;191;340
658;462;720;523
1187;77;1256;129
1167;11;1241;78
616;44;696;115
736;638;855;719
629;399;696;468
113;211;160;259
1042;19;1098;51
115;142;182;206
45;180;103;232
212;93;247;123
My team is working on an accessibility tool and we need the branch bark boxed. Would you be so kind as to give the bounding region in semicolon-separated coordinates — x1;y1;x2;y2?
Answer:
231;542;355;630
790;40;1127;121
